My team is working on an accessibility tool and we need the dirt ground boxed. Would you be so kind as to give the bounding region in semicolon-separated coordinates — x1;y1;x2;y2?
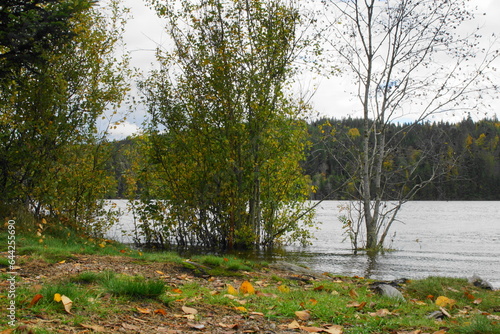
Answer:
4;254;322;333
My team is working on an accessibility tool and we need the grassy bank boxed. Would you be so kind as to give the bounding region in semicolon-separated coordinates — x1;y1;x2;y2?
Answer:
0;230;499;333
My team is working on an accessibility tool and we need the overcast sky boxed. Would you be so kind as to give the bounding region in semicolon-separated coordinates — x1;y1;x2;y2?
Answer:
108;0;500;139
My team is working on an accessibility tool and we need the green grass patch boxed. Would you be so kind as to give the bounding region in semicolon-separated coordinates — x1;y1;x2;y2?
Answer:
103;275;165;299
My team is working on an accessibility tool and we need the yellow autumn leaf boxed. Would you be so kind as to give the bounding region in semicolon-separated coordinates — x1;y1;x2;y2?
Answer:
227;284;238;295
234;306;247;312
278;284;290;293
239;281;255;295
435;296;456;308
54;293;62;302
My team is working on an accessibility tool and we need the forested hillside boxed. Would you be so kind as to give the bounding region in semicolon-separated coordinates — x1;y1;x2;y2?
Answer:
107;117;500;201
306;117;500;200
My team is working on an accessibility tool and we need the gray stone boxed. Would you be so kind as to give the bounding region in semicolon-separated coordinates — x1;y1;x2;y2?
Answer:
372;283;405;301
469;275;494;290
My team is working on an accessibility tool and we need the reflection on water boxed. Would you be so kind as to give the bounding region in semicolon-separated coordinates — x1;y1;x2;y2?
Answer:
107;200;500;289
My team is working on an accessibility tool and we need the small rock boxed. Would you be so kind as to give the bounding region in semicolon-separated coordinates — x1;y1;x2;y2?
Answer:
372;283;405;301
427;310;445;320
469;275;494;290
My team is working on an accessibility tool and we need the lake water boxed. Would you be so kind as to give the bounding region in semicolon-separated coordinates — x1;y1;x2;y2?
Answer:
106;200;500;289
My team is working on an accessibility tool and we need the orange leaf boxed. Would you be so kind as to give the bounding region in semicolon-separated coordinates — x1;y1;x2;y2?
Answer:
155;309;167;315
309;298;318;306
313;285;325;291
172;288;183;294
239;281;255;295
473;298;483;305
223;257;229;262
349;289;359;298
156;270;166;275
119;249;126;253
182;306;198;315
295;310;311;321
29;294;43;307
136;307;151;314
464;291;475;300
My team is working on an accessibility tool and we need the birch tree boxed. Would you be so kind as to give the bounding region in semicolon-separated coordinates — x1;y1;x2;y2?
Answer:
322;0;499;252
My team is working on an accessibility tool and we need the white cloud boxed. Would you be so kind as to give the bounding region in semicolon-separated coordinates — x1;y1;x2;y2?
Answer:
107;121;141;140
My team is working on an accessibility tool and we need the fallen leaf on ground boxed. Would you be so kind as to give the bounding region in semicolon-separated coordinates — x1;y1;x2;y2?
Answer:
250;311;264;316
464;291;475;300
239;281;255;295
29;294;43;307
473;298;482;304
301;326;324;333
54;293;62;302
295;310;311;321
369;309;391;317
155;309;167;315
61;295;73;314
227;284;238;295
136;307;151;314
182;306;198;315
188;323;205;330
171;288;183;294
278;284;290;293
439;306;452;318
349;289;359;298
436;296;456;308
81;324;106;332
346;301;366;310
287;320;301;329
324;325;343;334
234;306;247;312
219;323;238;329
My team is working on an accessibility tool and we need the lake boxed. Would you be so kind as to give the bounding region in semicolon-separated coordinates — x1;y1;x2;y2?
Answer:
106;200;500;289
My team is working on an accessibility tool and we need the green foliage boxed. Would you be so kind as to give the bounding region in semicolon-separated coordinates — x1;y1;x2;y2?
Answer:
103;275;165;299
135;0;315;250
0;0;96;76
0;0;131;235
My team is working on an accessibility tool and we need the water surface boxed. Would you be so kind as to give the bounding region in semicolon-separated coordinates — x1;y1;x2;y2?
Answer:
106;200;500;288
